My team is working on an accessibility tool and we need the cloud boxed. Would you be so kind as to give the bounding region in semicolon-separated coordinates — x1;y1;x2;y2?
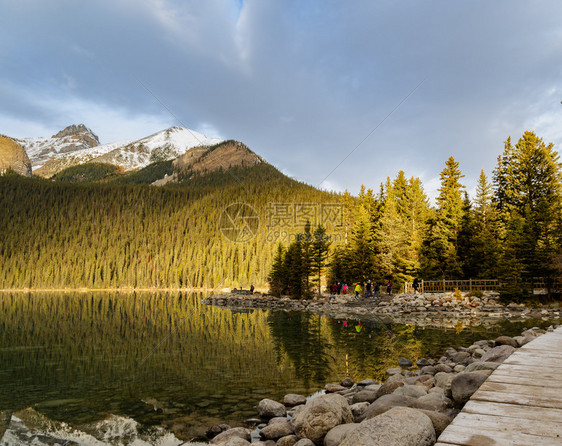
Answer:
1;0;562;201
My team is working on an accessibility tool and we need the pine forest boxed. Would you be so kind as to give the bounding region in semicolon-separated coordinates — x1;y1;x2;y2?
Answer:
1;131;562;300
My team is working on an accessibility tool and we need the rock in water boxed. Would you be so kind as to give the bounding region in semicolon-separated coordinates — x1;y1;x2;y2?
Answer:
291;394;352;444
284;394;307;407
209;427;251;444
340;407;435;446
0;136;32;176
258;399;286;419
0;410;12;441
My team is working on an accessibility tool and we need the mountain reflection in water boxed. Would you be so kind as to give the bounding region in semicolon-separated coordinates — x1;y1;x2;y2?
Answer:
0;292;551;441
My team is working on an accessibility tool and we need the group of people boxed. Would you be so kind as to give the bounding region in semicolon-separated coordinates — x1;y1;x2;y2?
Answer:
329;279;393;300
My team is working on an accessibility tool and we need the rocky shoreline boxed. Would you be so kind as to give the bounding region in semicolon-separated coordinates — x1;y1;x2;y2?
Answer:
202;291;561;326
200;325;559;445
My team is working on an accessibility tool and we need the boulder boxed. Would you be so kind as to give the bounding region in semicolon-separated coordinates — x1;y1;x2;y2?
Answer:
206;424;231;439
415;375;435;389
277;435;299;446
213;438;250;446
434;364;453;373
210;427;252;445
416;358;433;367
350;402;370;420
294;439;315;446
420;365;436;375
494;336;518;348
451;372;489;404
416;409;453;436
386;367;403;376
360;394;413;421
434;372;454;396
393;384;428;398
451;351;471;365
411;393;452;412
284;394;307;407
514;335;534;347
357;379;378;386
480;345;516;363
340;377;354;388
258;399;287;419
464;361;501;373
340;407;435;446
324;423;360;446
351;390;379;404
398;357;413;368
291;394;353;444
260;419;294;440
375;378;405;398
325;383;347;393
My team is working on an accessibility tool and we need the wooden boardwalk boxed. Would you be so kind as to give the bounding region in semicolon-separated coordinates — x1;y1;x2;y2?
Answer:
436;326;562;445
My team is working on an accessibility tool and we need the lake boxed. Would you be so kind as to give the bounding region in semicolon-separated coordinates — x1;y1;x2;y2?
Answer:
0;292;553;444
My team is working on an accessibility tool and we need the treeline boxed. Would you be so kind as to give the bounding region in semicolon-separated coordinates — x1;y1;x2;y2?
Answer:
2;131;561;298
0;164;343;289
325;131;562;299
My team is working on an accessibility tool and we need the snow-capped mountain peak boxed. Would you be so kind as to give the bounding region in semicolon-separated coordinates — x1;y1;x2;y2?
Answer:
17;125;223;178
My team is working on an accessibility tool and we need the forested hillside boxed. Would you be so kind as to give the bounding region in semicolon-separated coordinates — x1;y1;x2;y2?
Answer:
1;131;561;298
0;163;345;289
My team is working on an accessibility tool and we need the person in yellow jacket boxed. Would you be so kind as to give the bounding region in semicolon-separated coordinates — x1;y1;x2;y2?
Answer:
354;283;362;299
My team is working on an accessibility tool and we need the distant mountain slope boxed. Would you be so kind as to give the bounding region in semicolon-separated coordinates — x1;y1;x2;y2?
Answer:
18;124;100;168
17;125;223;178
0;135;32;177
154;140;265;185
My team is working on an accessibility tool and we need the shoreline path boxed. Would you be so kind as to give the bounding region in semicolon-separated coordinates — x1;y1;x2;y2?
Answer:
436;326;562;445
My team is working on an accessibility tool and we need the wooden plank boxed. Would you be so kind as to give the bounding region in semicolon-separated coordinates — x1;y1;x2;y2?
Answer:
515;349;562;358
494;363;562;377
438;424;562;445
437;329;562;444
487;373;562;388
463;400;562;423
502;357;562;369
478;381;562;398
472;388;562;409
453;412;562;438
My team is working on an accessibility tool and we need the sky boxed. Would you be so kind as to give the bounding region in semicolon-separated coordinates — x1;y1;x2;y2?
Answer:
1;0;562;200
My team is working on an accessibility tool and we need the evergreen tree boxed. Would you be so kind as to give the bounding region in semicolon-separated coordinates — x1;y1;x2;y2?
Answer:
493;131;562;295
348;204;376;282
422;156;465;279
373;177;409;284
469;170;502;278
267;244;287;296
311;225;331;295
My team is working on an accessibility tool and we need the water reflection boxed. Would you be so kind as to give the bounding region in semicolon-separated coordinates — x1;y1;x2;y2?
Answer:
0;292;553;441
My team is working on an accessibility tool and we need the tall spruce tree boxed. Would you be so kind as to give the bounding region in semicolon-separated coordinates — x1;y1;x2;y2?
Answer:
373;177;409;284
493;131;562;296
311;225;331;295
468;170;502;278
348;204;376;283
268;243;287;296
422;156;465;279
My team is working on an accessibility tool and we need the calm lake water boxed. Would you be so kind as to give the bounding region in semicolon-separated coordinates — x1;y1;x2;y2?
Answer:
0;292;554;444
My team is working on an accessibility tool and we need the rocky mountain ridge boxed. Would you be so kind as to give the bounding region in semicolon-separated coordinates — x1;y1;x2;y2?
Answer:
0;136;32;177
15;124;223;178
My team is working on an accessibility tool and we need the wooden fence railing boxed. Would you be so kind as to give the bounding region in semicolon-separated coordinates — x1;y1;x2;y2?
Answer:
403;279;562;294
403;279;499;294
